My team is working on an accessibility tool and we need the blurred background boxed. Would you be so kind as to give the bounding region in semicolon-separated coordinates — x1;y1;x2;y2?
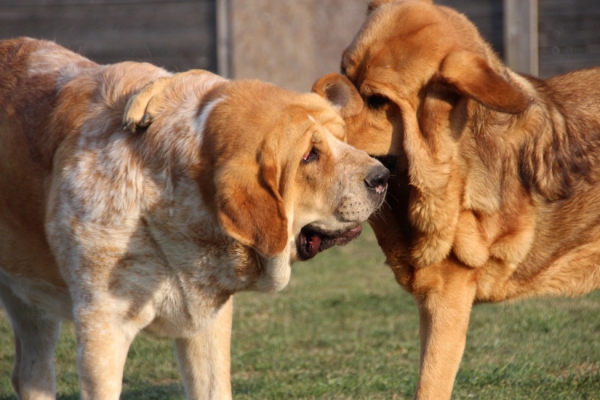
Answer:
0;0;598;93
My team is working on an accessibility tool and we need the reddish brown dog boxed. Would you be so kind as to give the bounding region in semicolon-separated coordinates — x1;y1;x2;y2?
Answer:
313;0;600;398
0;38;388;399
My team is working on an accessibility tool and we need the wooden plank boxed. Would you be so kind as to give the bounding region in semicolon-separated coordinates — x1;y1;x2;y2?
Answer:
436;0;504;57
541;53;600;77
539;18;600;48
504;0;538;76
216;0;230;77
436;0;502;17
0;0;195;5
540;0;600;14
538;0;600;77
0;1;217;72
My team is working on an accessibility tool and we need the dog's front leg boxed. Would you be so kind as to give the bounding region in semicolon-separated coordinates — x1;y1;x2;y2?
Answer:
74;305;137;400
412;260;477;400
174;296;233;400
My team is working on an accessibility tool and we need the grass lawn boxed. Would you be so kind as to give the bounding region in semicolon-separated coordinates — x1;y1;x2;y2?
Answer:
0;225;598;399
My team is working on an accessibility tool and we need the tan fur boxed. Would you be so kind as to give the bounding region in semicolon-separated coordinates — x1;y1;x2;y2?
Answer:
0;38;388;400
312;0;600;398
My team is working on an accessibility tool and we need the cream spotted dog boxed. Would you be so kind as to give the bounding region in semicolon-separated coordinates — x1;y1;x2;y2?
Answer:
0;38;389;400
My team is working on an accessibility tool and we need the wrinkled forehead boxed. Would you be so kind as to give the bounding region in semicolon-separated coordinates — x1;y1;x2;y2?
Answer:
295;93;346;141
342;5;401;75
342;3;457;92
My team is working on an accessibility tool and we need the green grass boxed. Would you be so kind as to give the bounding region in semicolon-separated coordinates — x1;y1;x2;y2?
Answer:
1;225;599;399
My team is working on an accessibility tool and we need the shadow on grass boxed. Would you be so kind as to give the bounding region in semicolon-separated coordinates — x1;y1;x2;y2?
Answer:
0;383;185;400
119;383;184;400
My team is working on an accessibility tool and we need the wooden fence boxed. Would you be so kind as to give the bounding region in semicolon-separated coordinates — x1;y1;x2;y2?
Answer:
0;1;597;83
0;0;218;72
438;0;600;77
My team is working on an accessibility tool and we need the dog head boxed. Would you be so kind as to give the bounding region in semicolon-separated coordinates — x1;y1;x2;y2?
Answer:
314;0;529;160
312;0;531;270
124;71;389;292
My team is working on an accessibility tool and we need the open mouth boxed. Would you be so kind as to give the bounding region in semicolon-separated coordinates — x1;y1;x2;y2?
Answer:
297;224;363;260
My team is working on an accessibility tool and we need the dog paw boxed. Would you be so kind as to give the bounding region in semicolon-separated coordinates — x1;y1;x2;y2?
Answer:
123;70;216;133
123;76;172;133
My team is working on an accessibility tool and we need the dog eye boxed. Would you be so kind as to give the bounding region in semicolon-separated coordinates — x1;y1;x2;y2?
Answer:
367;95;389;110
302;148;319;163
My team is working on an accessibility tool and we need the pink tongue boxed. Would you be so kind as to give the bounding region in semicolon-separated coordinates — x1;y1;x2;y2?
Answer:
308;234;322;256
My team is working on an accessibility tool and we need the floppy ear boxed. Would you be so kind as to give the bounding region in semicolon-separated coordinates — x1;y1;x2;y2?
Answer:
440;50;529;114
312;73;363;118
215;151;288;258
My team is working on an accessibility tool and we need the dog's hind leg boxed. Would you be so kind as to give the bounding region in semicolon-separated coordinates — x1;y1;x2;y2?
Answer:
0;281;61;400
412;260;477;400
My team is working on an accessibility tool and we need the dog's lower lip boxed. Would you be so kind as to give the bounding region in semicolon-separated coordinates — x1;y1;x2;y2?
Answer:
297;224;363;260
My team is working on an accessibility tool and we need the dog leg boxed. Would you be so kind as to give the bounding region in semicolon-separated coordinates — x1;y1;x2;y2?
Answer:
174;296;233;400
0;283;61;400
413;261;477;400
74;306;136;400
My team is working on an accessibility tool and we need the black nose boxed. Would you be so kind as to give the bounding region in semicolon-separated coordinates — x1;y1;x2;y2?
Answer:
365;166;390;192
